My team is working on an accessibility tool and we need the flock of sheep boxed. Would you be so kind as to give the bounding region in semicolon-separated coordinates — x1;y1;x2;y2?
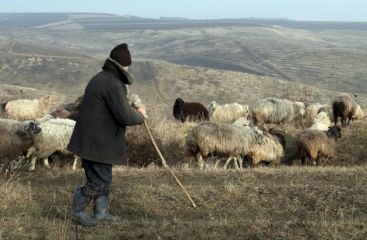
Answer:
0;95;79;171
0;92;365;172
174;93;365;169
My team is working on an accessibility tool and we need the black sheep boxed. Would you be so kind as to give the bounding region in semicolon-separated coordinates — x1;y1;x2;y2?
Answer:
173;98;209;122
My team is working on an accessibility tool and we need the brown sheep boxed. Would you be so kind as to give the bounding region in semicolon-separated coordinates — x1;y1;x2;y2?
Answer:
332;93;364;127
0;119;41;170
296;126;341;166
50;95;83;121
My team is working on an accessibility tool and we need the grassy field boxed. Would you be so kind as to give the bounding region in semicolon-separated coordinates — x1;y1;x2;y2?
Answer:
1;116;366;239
1;166;367;240
1;14;367;239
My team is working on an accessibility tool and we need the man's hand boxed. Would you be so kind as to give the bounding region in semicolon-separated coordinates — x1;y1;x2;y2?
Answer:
137;105;148;119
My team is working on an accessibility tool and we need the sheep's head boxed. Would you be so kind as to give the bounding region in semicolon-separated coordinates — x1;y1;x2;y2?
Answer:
16;121;41;140
72;95;84;110
208;101;218;111
43;95;55;106
174;98;184;105
313;112;331;125
269;128;286;147
243;105;250;114
327;126;342;141
353;105;365;120
253;126;265;145
317;105;332;116
173;98;185;120
294;101;306;117
232;117;250;127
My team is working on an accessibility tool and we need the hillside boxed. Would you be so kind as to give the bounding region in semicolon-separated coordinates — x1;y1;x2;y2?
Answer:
1;14;367;100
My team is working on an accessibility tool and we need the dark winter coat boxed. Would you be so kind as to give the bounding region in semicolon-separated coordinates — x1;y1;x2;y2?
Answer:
67;59;144;165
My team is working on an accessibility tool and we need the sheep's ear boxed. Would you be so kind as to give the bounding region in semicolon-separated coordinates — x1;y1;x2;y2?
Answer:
44;95;54;104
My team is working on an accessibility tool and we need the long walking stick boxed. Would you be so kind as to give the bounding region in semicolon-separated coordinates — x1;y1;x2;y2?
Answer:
144;121;197;208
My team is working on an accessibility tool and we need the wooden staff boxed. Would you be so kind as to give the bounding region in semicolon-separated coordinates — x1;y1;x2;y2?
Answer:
144;121;197;208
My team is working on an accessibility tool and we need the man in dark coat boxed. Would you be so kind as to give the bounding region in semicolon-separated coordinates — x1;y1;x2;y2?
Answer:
68;43;147;226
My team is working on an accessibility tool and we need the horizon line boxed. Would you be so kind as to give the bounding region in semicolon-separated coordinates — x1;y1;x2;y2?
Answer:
0;12;366;23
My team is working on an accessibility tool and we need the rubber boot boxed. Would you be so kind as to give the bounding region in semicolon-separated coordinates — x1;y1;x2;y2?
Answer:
93;194;121;222
69;186;97;226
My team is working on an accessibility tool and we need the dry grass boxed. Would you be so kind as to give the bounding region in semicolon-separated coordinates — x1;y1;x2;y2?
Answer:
0;106;367;239
1;166;367;239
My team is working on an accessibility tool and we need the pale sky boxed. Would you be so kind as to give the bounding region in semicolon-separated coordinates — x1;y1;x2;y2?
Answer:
1;0;366;22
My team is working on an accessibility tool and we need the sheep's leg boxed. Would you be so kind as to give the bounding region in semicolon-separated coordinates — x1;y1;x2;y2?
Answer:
28;157;37;171
233;157;239;170
214;159;222;169
196;153;204;170
341;117;346;127
301;156;306;166
26;147;36;158
43;158;51;169
238;157;243;169
224;157;233;169
72;156;79;170
347;116;352;126
315;156;321;166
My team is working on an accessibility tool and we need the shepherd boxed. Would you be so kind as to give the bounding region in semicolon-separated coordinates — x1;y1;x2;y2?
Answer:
67;43;148;226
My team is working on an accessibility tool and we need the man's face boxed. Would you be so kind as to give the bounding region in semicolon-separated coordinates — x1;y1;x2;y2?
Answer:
122;66;129;72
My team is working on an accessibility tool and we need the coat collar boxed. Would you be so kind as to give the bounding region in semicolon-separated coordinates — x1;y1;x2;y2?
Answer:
102;58;133;85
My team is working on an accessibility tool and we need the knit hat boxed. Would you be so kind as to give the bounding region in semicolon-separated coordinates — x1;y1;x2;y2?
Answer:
109;43;132;66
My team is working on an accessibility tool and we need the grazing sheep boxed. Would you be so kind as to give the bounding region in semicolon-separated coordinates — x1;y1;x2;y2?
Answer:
244;128;286;167
4;95;55;120
332;93;364;127
51;95;83;120
352;104;365;121
296;126;341;166
173;98;209;122
305;103;331;124
252;98;305;126
0;119;41;169
51;108;72;119
27;118;79;171
308;112;332;131
208;101;249;123
186;118;265;170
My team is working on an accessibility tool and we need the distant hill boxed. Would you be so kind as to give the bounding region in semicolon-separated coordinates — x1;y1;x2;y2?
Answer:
1;13;367;30
0;13;366;108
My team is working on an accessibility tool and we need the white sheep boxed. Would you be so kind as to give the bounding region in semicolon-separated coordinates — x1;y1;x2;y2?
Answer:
26;118;79;171
305;102;331;124
208;101;249;123
308;112;332;131
244;128;286;167
4;95;55;120
186;118;265;170
252;98;305;125
352;104;365;121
